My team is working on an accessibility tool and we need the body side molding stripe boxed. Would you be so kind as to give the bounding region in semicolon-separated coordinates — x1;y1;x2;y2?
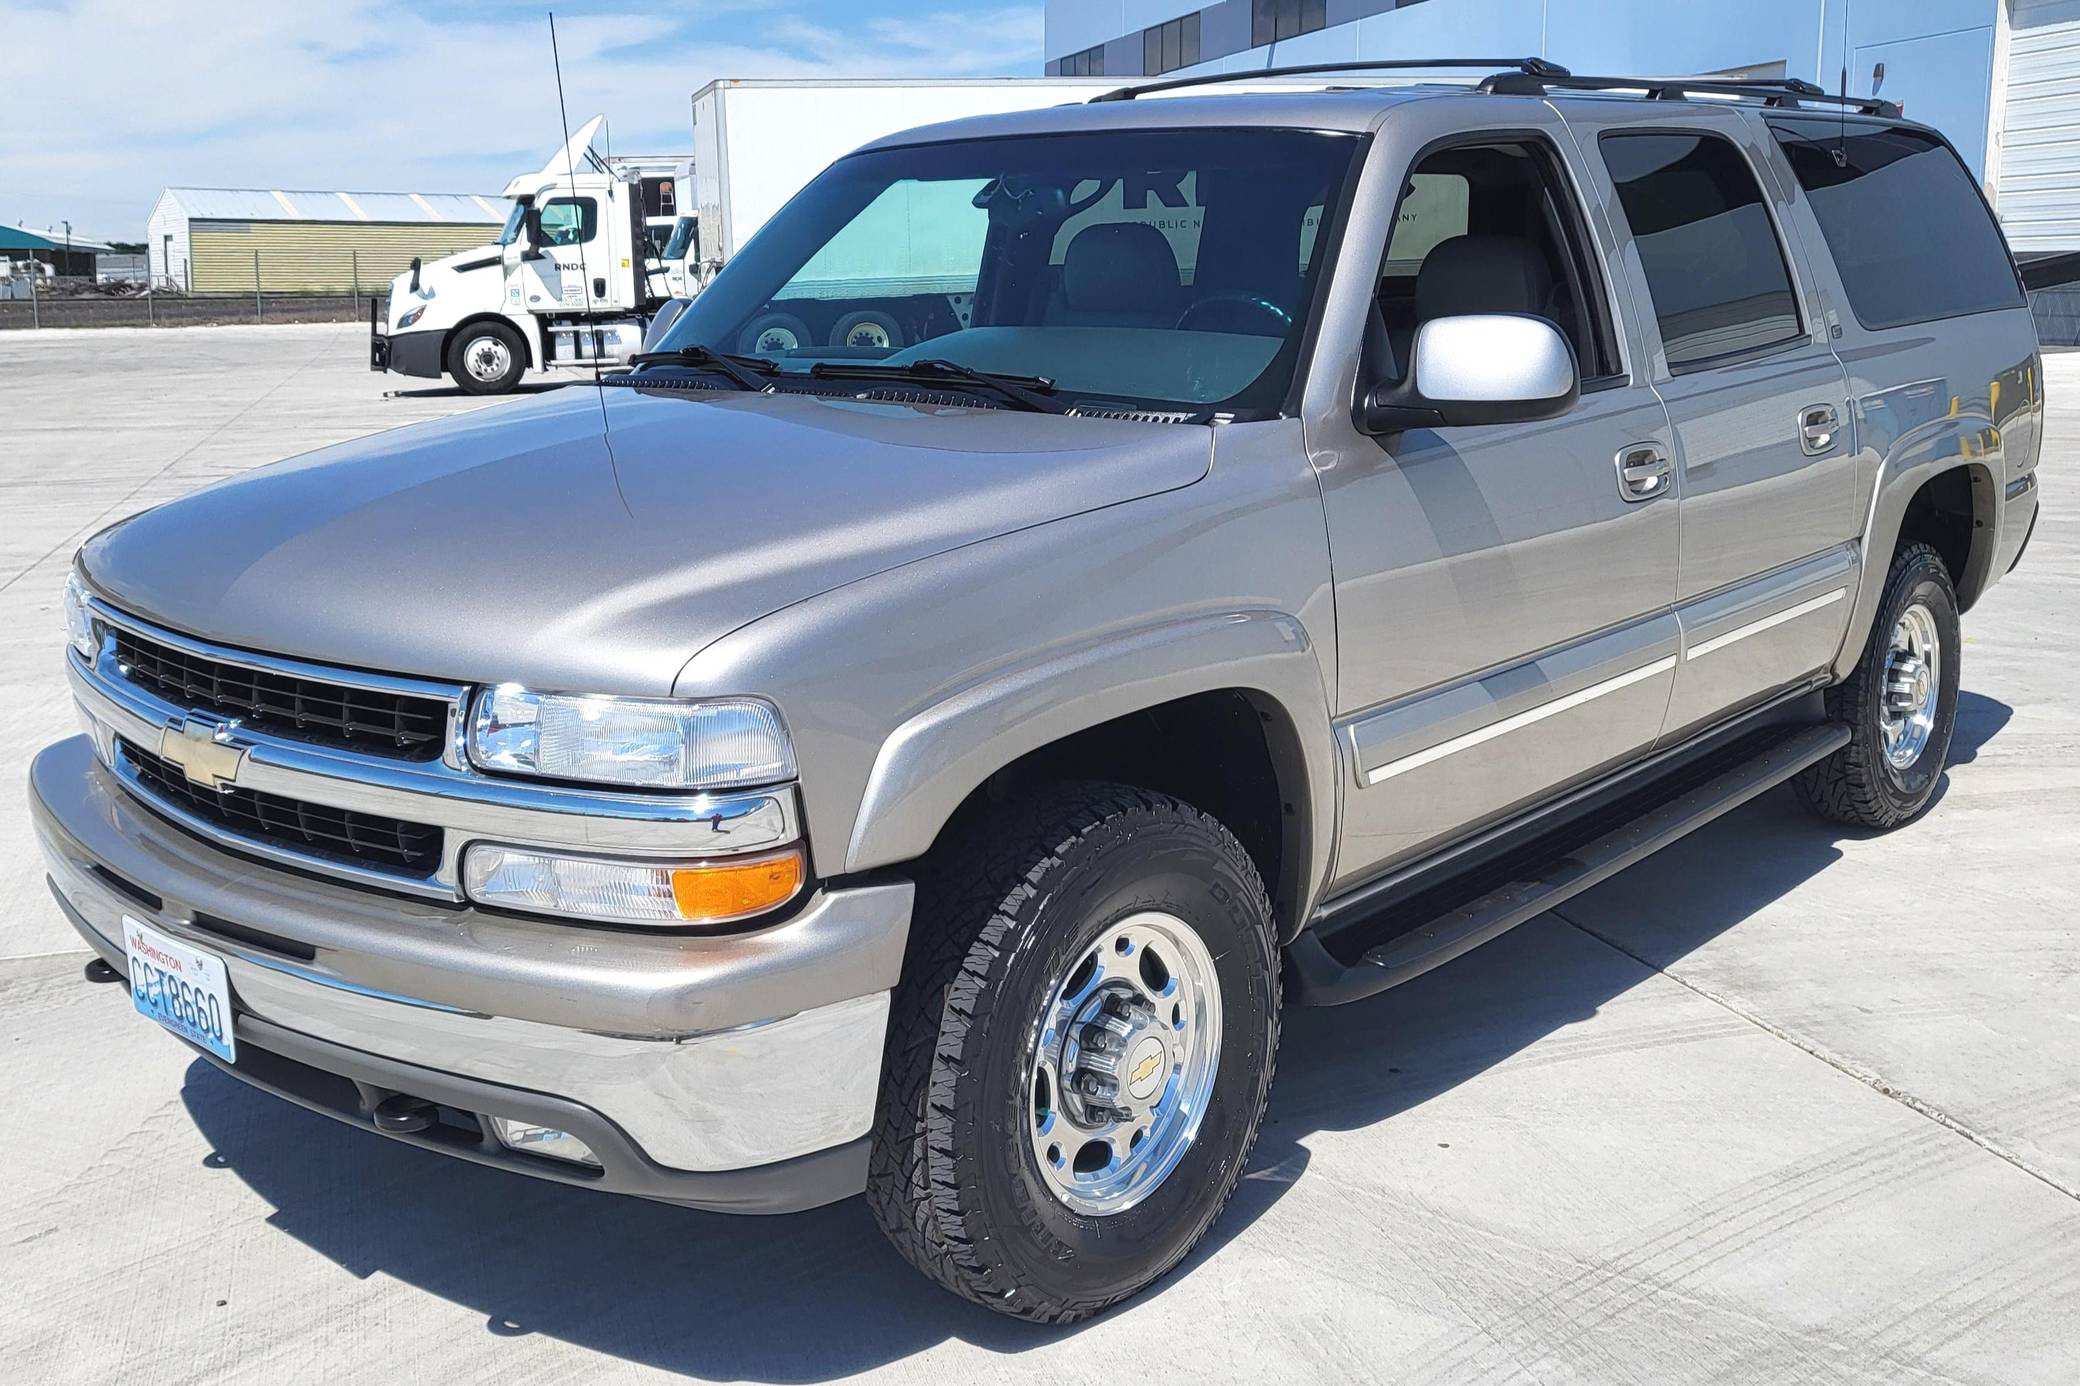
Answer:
1363;655;1677;787
1685;588;1847;661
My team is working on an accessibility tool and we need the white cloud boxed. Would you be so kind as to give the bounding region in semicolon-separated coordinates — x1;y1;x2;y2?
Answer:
0;0;1042;237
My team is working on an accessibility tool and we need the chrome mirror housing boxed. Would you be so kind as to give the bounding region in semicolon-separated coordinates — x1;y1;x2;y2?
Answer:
1357;312;1580;434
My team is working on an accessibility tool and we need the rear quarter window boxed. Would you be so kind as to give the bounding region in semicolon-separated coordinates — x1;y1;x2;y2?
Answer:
1768;118;2025;330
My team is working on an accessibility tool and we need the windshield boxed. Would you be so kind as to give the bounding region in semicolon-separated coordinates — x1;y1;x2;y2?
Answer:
496;200;527;248
662;215;699;261
653;128;1362;417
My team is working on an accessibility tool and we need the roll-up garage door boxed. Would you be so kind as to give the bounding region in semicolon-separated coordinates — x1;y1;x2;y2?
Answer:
2001;1;2080;252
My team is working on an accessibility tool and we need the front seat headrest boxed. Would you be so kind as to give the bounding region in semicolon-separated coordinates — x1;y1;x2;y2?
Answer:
1061;222;1181;318
1415;234;1554;322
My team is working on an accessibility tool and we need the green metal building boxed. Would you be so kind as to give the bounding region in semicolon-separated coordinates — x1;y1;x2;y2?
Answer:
145;187;505;295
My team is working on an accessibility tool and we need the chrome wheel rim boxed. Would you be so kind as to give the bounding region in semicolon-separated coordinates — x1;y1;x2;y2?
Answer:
1880;601;1941;769
1027;911;1222;1216
464;335;512;383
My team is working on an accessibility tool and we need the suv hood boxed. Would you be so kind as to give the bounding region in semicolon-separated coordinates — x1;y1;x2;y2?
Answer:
81;385;1210;695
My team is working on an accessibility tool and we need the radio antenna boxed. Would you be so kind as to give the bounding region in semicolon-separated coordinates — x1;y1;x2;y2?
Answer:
549;11;613;443
1833;0;1851;167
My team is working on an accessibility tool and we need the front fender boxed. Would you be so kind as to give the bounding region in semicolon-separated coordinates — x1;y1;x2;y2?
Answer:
843;609;1338;924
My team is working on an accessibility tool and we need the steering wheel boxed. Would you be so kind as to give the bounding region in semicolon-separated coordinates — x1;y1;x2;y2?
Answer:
1175;294;1293;335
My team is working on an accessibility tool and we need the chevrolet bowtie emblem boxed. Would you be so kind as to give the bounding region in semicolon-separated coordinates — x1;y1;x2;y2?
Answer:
159;718;248;791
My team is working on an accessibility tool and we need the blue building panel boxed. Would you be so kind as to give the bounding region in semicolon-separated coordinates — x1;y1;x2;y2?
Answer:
1042;0;2002;177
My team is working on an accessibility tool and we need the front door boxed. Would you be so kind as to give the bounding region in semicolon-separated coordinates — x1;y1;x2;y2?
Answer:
517;193;607;314
1306;106;1681;892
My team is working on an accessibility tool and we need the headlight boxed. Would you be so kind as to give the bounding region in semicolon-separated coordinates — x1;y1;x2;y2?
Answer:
468;685;795;790
62;572;97;660
462;843;804;927
396;304;427;330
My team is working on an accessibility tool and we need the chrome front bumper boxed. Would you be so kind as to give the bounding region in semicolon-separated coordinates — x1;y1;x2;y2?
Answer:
32;736;911;1210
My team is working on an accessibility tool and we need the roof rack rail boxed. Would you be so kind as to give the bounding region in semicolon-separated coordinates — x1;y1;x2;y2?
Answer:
1090;56;1569;104
1480;70;1901;119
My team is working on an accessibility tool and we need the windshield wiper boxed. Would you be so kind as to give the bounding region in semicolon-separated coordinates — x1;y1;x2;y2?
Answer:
807;358;1069;414
626;344;778;392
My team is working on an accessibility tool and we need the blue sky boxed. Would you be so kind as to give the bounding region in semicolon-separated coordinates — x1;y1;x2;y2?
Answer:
1;1;1043;239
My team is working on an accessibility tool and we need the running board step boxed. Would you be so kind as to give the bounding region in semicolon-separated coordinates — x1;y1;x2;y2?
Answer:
1285;722;1850;1007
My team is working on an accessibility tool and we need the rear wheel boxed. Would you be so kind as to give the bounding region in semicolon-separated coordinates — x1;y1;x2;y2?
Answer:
868;783;1280;1322
446;321;526;395
1796;542;1960;828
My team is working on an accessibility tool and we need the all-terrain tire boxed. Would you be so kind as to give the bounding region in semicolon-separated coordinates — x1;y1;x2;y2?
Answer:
866;782;1280;1323
1795;542;1961;829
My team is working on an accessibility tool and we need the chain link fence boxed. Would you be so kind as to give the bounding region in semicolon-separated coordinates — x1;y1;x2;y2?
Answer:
0;283;383;330
1;247;397;330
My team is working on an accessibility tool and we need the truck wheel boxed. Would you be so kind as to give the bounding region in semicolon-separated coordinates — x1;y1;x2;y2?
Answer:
868;783;1279;1322
1796;542;1961;828
737;312;810;356
830;309;903;351
446;321;526;395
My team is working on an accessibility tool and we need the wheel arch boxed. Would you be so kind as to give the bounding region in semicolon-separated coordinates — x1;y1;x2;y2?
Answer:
842;611;1337;943
1835;424;2002;682
1895;460;1999;613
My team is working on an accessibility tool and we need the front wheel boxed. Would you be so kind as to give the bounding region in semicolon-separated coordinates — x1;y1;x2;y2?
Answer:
868;783;1280;1322
1796;542;1961;828
446;321;526;395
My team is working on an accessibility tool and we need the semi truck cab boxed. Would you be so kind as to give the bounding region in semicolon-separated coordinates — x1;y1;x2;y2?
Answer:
371;115;682;394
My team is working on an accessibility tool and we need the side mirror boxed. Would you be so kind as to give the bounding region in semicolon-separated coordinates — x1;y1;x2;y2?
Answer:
519;208;547;260
1356;313;1579;435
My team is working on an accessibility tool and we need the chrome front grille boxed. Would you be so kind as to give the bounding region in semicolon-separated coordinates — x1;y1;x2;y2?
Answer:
120;738;444;876
112;626;450;761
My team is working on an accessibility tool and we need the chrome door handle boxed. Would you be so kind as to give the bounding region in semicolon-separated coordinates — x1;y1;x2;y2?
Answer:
1799;403;1841;456
1615;443;1672;502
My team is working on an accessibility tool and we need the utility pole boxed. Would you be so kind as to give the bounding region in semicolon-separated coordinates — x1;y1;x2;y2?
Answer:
62;220;72;278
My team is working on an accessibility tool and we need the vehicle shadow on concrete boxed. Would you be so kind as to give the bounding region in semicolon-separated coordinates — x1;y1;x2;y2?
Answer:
179;694;2014;1380
383;381;566;399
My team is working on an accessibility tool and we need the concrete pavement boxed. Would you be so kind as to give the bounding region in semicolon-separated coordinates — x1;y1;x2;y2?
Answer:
2;325;2074;1383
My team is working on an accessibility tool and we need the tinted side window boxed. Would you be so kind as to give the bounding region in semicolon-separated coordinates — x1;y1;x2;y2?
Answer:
1599;132;1802;369
1767;118;2023;330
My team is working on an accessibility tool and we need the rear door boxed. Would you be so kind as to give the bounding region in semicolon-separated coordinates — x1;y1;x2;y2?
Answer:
1570;104;1859;740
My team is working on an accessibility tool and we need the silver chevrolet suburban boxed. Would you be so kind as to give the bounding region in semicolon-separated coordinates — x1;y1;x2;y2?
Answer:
33;61;2044;1322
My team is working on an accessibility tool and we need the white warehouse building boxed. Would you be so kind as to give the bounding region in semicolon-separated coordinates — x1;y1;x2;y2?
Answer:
1043;0;2080;254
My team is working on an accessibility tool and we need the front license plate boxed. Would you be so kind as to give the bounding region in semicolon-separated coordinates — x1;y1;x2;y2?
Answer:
123;916;236;1062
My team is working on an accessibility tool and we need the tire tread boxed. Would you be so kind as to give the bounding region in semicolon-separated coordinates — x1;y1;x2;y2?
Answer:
1795;542;1956;828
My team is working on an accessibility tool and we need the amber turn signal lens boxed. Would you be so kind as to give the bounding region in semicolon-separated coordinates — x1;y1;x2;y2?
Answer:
671;849;804;923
